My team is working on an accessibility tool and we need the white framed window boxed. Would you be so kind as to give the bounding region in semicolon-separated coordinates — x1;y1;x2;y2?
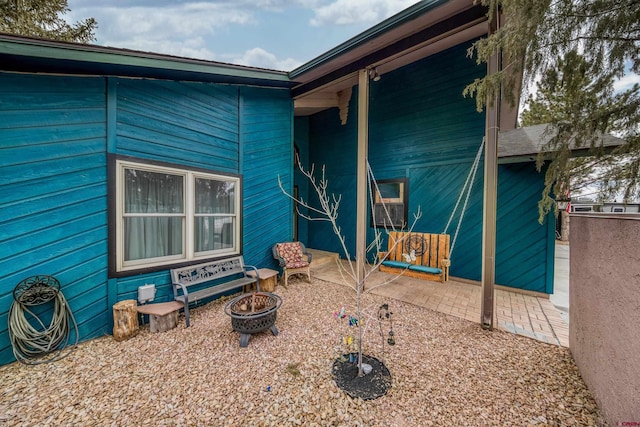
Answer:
115;159;240;272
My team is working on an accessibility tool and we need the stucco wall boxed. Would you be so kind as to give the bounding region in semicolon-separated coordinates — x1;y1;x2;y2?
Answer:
570;214;640;425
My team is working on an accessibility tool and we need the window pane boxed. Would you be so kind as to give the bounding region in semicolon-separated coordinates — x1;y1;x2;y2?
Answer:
195;178;235;214
124;217;183;261
195;216;235;252
378;182;401;199
125;169;184;214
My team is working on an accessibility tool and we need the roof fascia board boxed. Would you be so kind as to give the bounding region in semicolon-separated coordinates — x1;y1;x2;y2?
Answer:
291;5;487;98
0;35;290;84
289;0;450;78
498;144;622;164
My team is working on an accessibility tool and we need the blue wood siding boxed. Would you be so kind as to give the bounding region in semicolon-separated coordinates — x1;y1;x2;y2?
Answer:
294;117;310;245
0;73;294;366
110;79;244;306
0;73;109;365
496;163;555;293
241;87;293;269
115;79;240;173
306;99;358;257
302;42;554;293
112;80;294;302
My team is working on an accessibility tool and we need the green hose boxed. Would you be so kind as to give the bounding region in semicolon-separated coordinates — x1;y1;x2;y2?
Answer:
8;276;79;365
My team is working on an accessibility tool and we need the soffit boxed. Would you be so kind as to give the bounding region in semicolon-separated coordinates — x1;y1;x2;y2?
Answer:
292;0;488;116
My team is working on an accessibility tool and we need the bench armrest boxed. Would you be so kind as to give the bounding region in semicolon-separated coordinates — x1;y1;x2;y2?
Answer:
244;264;260;279
174;282;189;300
244;264;261;292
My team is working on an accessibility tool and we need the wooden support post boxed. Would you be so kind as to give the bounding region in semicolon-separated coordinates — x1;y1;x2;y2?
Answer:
481;11;501;330
112;299;139;341
356;68;369;287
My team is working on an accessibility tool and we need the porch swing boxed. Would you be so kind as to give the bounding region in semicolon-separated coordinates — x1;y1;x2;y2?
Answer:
377;138;485;282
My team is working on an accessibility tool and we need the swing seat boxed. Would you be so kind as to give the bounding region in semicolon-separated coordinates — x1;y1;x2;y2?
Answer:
378;231;450;283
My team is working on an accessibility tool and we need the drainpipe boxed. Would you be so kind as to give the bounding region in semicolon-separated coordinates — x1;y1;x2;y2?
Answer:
481;11;501;330
356;68;369;287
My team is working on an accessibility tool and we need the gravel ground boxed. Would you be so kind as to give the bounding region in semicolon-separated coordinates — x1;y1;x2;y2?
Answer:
0;277;606;426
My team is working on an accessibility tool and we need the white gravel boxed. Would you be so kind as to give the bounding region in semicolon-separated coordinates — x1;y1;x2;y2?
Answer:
0;277;606;426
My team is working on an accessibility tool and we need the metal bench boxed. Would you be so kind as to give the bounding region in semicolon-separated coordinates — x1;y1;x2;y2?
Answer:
170;256;259;327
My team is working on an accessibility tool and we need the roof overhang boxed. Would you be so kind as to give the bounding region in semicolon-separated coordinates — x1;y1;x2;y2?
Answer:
290;0;489;116
0;33;292;88
498;123;626;163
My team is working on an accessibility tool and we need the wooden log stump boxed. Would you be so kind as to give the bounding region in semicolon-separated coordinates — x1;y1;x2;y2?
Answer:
150;312;178;333
136;301;183;333
113;299;139;341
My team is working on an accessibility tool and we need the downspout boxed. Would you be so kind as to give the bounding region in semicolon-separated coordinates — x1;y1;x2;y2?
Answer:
481;11;501;330
356;68;369;286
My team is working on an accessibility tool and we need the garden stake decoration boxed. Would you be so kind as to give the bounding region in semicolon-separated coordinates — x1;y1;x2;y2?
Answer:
378;303;395;346
279;160;422;400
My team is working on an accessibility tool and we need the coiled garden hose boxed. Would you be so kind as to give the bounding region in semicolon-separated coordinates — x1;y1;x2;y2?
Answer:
8;275;78;365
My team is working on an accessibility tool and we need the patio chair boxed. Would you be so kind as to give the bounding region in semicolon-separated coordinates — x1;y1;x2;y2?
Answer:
272;242;312;286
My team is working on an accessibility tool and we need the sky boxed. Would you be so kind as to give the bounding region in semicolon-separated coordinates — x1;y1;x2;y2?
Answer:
66;0;421;71
65;0;640;89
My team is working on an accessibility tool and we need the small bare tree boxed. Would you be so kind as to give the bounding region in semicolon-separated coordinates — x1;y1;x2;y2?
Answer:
279;161;421;376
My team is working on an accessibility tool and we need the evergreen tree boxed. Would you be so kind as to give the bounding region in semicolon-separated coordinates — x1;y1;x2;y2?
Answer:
464;0;640;218
1;0;97;43
520;51;624;206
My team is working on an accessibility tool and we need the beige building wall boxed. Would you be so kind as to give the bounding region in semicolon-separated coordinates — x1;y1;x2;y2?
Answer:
570;214;640;425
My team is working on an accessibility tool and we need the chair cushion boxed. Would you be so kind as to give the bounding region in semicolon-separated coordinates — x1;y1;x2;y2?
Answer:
408;265;442;275
381;260;411;269
276;242;309;268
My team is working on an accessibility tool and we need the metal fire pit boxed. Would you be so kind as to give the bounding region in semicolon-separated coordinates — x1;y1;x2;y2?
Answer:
224;292;282;347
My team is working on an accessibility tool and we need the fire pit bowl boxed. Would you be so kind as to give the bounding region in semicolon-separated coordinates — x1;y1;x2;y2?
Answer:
224;292;282;347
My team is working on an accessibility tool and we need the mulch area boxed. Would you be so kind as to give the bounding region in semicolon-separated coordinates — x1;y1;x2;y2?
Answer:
0;276;606;426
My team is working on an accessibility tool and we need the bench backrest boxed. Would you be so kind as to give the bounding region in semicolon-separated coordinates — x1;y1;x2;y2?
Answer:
171;256;246;287
386;231;449;268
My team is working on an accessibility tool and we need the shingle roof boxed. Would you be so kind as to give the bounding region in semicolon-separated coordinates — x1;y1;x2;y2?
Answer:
498;123;625;162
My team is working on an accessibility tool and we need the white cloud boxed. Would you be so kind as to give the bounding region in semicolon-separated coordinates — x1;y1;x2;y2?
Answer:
66;3;254;60
64;0;415;65
613;73;640;92
229;47;302;71
87;4;251;40
310;0;418;26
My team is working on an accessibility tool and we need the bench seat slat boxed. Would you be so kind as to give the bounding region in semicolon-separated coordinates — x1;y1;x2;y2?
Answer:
174;277;256;303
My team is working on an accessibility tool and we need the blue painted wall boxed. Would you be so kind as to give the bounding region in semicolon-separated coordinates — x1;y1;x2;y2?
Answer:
294;116;310;245
300;42;555;293
0;72;293;365
306;102;358;259
112;80;293;304
0;73;109;364
240;86;294;268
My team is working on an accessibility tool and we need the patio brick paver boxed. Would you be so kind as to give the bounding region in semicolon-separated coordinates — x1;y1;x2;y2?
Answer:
311;260;570;347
